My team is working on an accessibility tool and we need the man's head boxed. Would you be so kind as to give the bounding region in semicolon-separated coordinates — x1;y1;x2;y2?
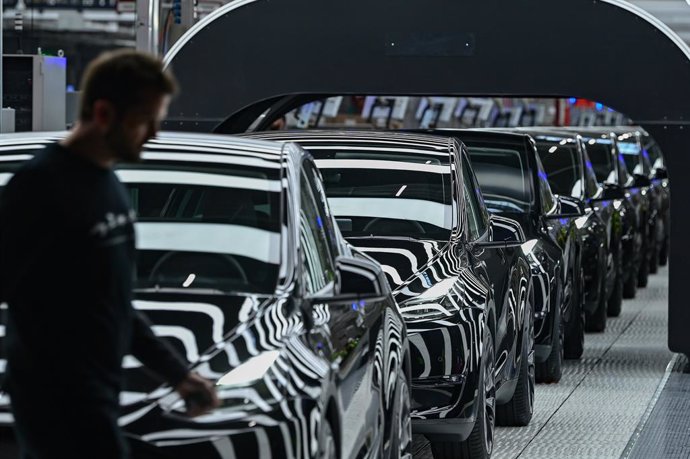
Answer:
79;50;178;162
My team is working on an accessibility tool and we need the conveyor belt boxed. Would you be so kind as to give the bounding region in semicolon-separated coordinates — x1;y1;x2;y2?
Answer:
413;265;672;459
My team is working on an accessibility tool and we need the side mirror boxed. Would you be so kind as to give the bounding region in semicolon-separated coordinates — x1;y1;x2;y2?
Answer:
307;256;387;304
474;215;525;248
634;173;652;188
544;195;586;219
655;168;669;180
600;183;626;200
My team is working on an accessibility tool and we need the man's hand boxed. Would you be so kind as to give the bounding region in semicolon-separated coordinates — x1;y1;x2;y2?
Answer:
175;372;220;417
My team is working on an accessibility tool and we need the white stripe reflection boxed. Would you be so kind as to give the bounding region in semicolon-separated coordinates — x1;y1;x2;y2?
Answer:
329;198;452;229
136;222;281;264
117;170;281;192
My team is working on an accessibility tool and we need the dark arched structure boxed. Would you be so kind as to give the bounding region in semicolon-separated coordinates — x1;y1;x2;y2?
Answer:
164;0;690;356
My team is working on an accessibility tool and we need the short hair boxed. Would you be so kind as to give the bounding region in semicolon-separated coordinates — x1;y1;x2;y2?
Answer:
79;49;178;121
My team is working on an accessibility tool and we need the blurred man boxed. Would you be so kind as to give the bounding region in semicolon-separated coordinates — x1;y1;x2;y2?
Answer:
0;50;219;459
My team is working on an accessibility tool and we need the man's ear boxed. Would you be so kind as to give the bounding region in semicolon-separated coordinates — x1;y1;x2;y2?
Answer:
91;99;117;130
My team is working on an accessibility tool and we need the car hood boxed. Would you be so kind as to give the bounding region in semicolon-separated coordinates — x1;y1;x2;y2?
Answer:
121;290;276;407
344;236;445;291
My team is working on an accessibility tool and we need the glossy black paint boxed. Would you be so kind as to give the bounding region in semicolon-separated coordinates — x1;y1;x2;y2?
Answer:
639;128;671;268
0;132;411;459
431;130;570;367
242;130;534;450
560;127;642;301
517;129;621;332
613;129;660;285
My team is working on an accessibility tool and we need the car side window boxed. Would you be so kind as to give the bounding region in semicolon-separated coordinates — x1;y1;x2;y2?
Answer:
583;153;600;198
302;159;340;255
461;153;488;240
299;167;336;294
534;154;556;213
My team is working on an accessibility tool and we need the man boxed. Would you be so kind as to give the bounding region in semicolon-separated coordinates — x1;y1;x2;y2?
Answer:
0;50;219;458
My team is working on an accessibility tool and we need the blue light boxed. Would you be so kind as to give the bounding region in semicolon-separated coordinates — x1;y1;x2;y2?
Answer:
66;85;75;92
352;303;358;311
359;300;366;308
596;103;604;111
44;56;67;70
643;149;650;159
586;160;593;170
618;154;625;163
538;171;548;181
317;216;323;229
559;218;569;226
568;98;577;104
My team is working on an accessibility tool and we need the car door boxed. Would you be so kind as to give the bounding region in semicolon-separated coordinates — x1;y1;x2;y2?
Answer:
298;158;383;458
460;150;518;381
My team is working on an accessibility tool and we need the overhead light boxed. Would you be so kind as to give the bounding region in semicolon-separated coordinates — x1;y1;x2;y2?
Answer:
182;274;196;288
548;146;558;154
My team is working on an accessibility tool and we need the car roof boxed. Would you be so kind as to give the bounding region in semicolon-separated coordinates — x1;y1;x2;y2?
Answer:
511;127;580;143
242;129;454;158
0;131;286;163
411;128;533;144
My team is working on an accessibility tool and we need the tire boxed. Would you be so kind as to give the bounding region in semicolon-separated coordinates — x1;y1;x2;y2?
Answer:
564;267;585;360
430;329;495;459
497;293;535;426
585;277;607;333
388;373;412;459
607;242;623;317
320;420;337;459
649;234;659;274
659;238;669;266
637;249;649;288
623;258;638;299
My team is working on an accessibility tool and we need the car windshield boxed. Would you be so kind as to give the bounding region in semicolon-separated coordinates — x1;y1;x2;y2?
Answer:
535;140;583;198
120;164;282;294
466;146;531;214
583;138;616;184
617;139;644;176
0;147;282;295
306;149;453;240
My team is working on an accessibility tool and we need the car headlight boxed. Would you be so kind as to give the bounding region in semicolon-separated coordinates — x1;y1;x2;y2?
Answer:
216;351;281;388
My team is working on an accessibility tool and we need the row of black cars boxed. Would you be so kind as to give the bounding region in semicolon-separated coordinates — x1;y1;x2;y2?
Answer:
0;125;669;459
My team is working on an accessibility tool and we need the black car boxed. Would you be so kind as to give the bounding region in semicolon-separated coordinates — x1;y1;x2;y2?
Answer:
245;130;535;459
561;127;642;304
432;129;584;382
518;129;622;333
615;129;659;285
0;132;412;459
638;127;671;267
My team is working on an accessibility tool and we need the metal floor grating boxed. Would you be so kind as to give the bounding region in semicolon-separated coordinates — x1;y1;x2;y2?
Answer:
413;265;672;459
624;354;690;459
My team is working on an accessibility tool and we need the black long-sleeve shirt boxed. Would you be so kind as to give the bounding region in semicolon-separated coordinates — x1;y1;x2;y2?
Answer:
0;143;189;402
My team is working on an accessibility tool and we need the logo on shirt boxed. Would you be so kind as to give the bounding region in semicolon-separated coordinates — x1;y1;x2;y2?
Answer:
90;210;137;238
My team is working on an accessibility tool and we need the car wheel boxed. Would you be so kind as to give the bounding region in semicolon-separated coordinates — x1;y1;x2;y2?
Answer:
637;242;650;288
389;373;412;459
585;279;607;332
649;233;659;274
607;241;623;317
623;254;638;299
659;237;669;266
430;328;495;459
497;290;534;426
320;420;337;459
564;267;585;359
536;298;563;384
